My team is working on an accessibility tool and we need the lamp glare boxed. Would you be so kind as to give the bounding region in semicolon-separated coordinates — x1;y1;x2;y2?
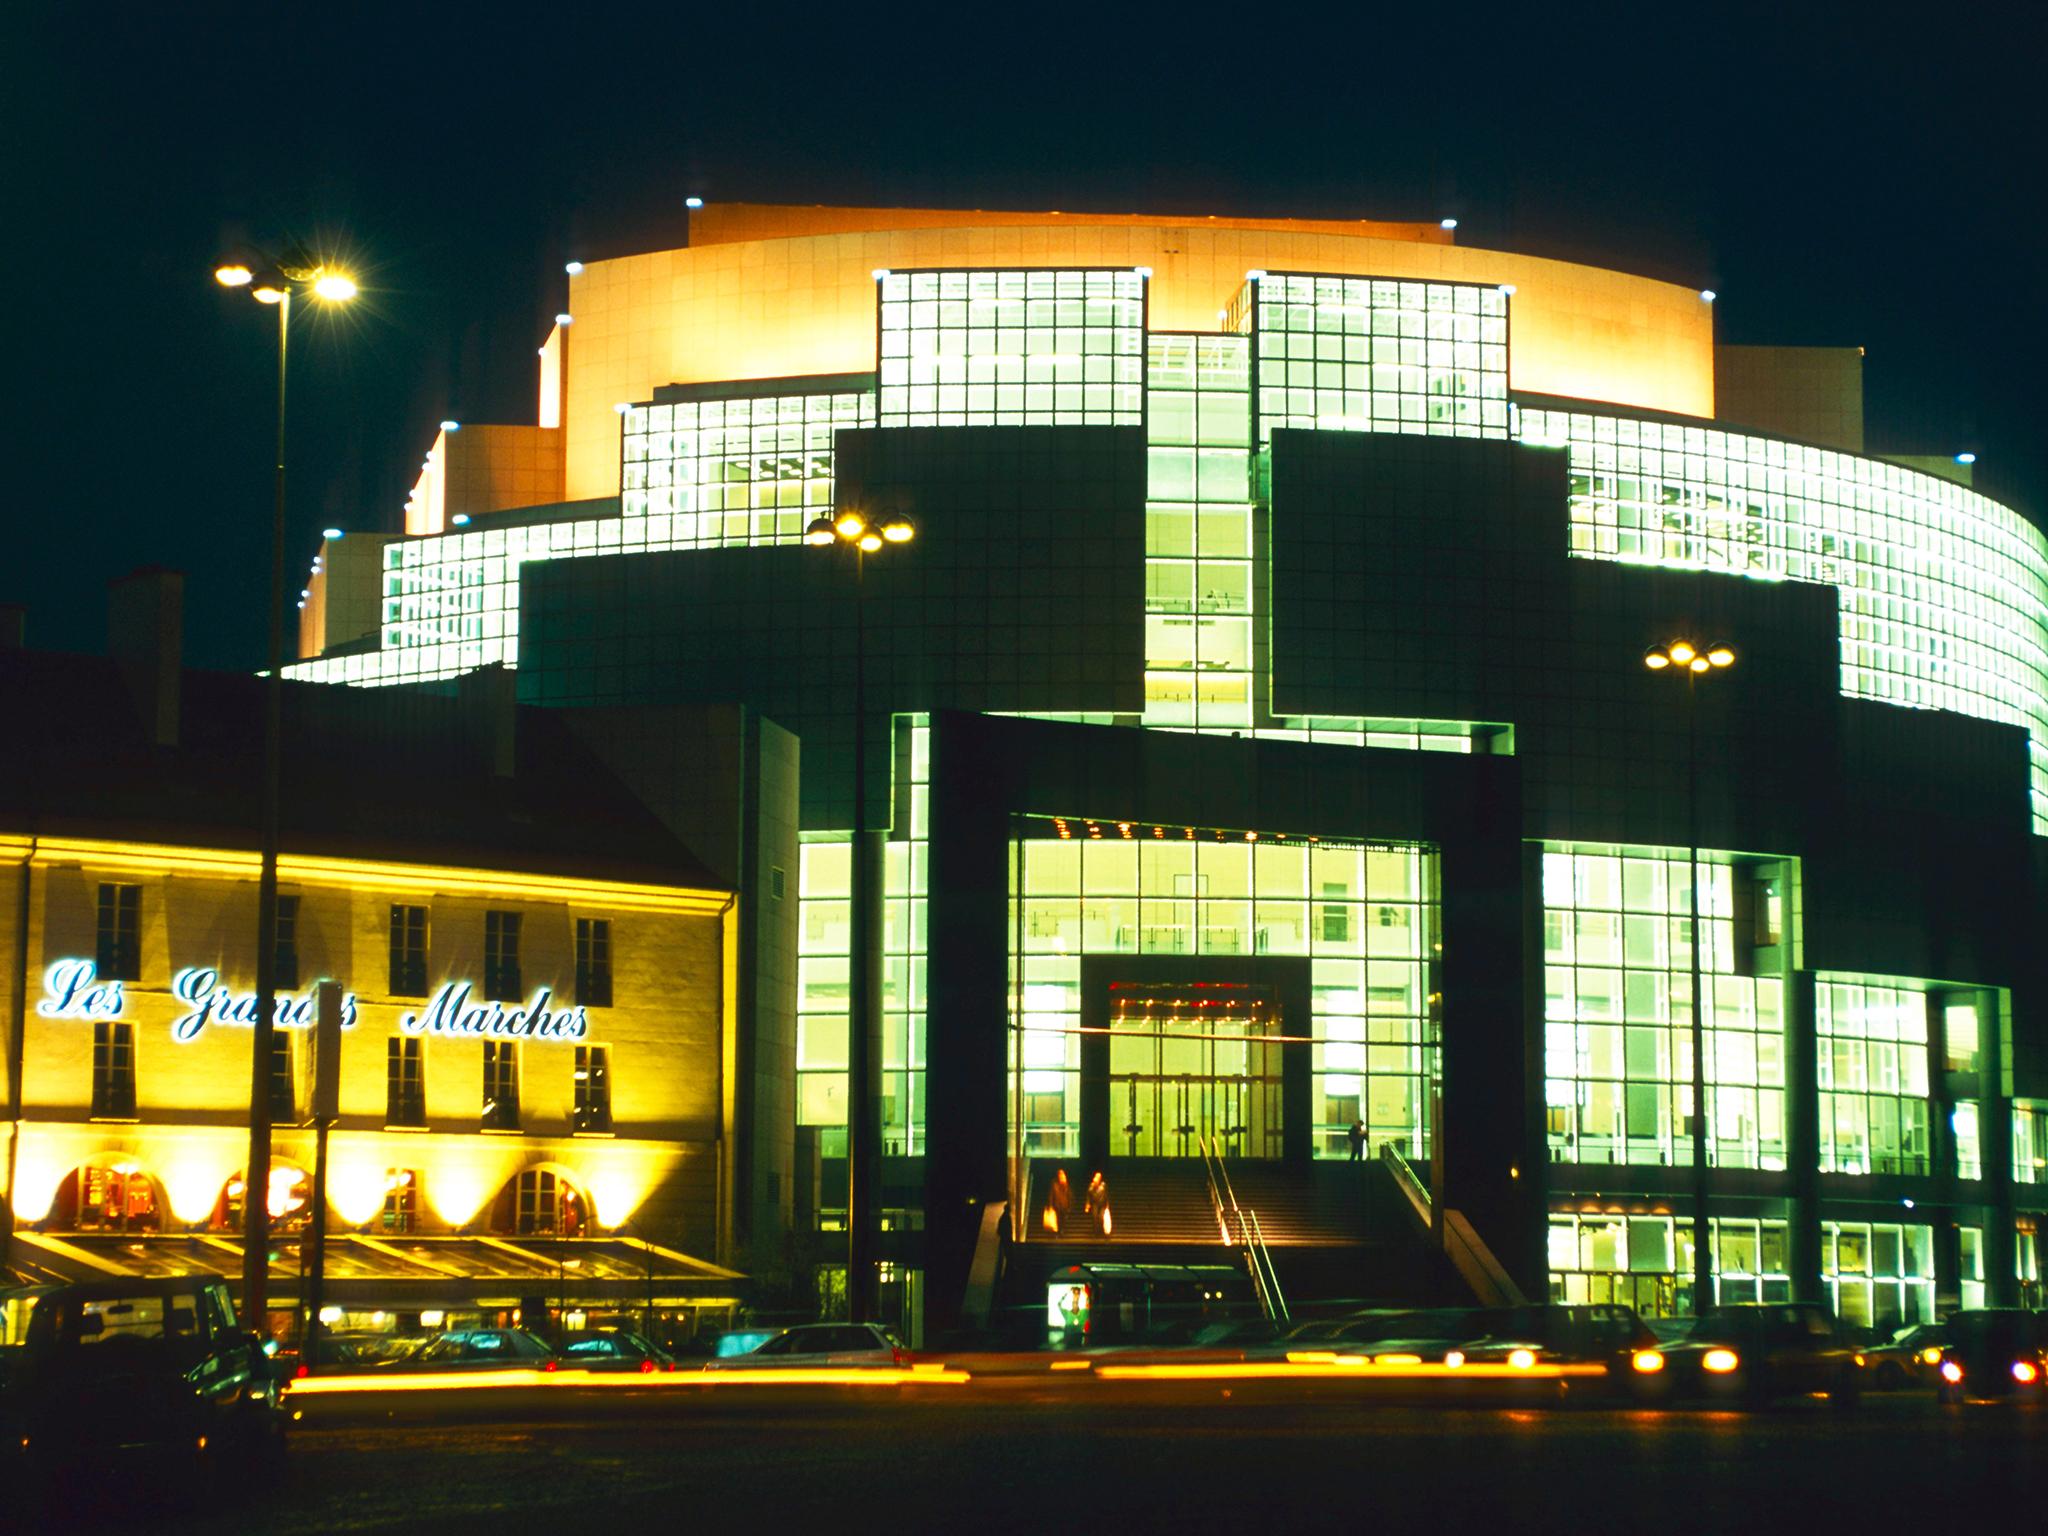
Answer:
881;520;914;544
835;513;868;540
858;532;883;553
1644;651;1670;670
1689;656;1711;673
1707;646;1735;668
1667;641;1697;665
252;285;287;305
805;516;837;547
214;264;254;288
312;271;359;302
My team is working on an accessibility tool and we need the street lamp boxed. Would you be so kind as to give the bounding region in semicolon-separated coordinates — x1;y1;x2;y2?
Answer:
805;508;915;1325
213;249;358;1332
1643;637;1735;1317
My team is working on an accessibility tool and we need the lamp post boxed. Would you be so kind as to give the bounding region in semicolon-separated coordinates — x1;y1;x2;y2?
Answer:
213;254;358;1330
805;508;915;1324
1643;638;1736;1315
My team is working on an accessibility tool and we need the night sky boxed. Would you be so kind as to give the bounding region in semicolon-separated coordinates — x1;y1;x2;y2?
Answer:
11;2;2042;671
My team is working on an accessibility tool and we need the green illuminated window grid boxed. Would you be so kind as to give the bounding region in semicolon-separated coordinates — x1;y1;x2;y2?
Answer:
620;390;875;547
1814;980;1932;1176
1008;825;1438;1162
1822;1220;1935;1330
1253;274;1509;442
877;268;1144;428
1546;1214;1792;1318
2016;1101;2047;1186
1520;405;2048;829
1542;848;1788;1171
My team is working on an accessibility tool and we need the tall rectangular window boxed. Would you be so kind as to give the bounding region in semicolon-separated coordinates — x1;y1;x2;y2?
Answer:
573;1045;612;1134
575;919;612;1008
270;1030;295;1122
96;883;141;982
484;911;522;1002
481;1040;519;1131
92;1020;136;1118
273;894;300;991
386;1038;425;1127
381;1171;418;1234
389;905;428;995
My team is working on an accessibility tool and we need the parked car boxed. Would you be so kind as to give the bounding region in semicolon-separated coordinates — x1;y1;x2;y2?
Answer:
0;1277;285;1509
1862;1321;1948;1391
703;1322;908;1368
1664;1303;1864;1406
1270;1307;1485;1359
373;1327;558;1373
558;1329;677;1373
1935;1309;2047;1404
1447;1304;1670;1402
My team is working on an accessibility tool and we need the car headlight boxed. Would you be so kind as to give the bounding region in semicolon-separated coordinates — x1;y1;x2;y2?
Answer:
1631;1349;1665;1374
1920;1347;1942;1365
1443;1350;1465;1370
1702;1348;1740;1374
1507;1349;1537;1371
1939;1360;1963;1384
2013;1361;2039;1385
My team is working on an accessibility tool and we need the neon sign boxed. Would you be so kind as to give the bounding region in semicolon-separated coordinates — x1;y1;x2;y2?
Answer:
398;981;588;1041
38;959;361;1044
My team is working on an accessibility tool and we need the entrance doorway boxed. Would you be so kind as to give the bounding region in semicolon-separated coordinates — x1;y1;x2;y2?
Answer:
1106;981;1284;1160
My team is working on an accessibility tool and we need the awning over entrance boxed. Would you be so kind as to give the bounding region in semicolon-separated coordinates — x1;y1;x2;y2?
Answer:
7;1231;744;1312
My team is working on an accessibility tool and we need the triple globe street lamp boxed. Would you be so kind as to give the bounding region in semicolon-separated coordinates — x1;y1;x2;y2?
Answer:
805;509;913;1324
213;250;358;1330
1642;637;1735;1318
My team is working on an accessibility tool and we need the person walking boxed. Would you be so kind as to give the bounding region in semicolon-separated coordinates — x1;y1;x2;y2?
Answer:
1347;1118;1367;1162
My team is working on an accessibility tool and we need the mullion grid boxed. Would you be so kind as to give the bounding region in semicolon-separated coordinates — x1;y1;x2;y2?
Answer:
1008;820;1437;1163
1813;979;1932;1175
878;268;1145;429
1541;846;1786;1172
1253;273;1509;444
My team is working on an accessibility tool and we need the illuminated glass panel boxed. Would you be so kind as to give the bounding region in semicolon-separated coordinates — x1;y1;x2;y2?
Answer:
1814;980;1932;1176
1822;1220;1935;1329
1542;846;1788;1171
1008;818;1438;1162
877;268;1144;428
620;389;875;547
1253;274;1509;442
1520;405;2048;829
1546;1213;1790;1318
2016;1100;2047;1186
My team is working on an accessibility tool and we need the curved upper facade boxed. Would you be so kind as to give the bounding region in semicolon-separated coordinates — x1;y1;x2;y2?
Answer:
556;203;1717;502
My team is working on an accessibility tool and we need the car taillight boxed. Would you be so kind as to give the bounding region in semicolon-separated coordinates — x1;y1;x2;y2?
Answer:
1702;1349;1740;1374
2013;1361;2039;1385
639;1357;657;1374
665;1361;676;1372
892;1347;908;1367
1940;1360;1963;1384
293;1363;309;1380
544;1358;558;1373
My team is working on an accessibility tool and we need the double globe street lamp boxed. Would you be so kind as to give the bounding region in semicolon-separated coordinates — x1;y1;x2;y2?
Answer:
1643;637;1735;1318
213;251;358;1329
805;509;913;1324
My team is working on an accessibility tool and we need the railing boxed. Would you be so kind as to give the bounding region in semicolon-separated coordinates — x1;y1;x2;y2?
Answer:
1377;1143;1528;1308
1199;1137;1289;1324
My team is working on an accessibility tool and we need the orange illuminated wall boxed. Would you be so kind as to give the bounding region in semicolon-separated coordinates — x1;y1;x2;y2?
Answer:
405;424;565;535
560;204;1716;501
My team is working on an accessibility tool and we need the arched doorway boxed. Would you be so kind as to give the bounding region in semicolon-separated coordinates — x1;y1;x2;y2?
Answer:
487;1168;589;1237
48;1162;162;1232
210;1164;313;1232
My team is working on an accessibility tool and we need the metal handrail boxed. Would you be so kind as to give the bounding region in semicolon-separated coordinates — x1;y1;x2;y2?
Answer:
1203;1137;1287;1323
1244;1208;1289;1323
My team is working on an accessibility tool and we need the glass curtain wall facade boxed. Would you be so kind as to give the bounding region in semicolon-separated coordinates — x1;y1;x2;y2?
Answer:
1814;980;1933;1176
1520;405;2048;828
1547;1212;1794;1317
1005;817;1439;1162
1541;846;1789;1171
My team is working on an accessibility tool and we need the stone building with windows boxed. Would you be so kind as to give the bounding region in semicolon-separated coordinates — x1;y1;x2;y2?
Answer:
250;203;2048;1335
0;573;779;1336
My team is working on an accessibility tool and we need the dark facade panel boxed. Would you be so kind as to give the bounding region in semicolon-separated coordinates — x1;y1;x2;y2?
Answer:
519;426;1146;830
